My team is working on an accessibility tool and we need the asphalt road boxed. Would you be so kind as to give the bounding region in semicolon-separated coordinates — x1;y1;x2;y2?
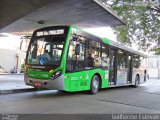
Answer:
0;78;160;114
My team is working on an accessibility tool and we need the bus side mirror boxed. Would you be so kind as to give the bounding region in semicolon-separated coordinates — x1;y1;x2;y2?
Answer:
20;40;23;50
75;44;80;55
20;36;31;52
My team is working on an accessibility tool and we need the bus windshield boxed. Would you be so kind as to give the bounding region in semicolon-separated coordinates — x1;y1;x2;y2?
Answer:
27;36;65;66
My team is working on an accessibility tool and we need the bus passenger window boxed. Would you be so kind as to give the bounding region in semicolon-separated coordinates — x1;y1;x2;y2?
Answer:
133;55;140;68
101;44;109;69
87;53;94;67
90;41;101;67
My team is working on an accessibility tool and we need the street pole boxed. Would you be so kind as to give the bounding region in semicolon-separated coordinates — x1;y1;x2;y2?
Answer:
16;54;19;73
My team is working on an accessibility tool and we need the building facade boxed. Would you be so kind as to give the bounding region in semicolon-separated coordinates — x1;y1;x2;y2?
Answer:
0;48;26;73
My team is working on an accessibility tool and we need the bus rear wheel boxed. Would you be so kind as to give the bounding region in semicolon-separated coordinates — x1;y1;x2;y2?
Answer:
90;75;100;94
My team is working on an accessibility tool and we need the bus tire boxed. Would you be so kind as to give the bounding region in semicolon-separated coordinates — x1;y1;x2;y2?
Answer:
90;75;100;94
133;75;140;88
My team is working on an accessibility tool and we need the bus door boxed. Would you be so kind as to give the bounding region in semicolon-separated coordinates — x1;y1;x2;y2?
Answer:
117;50;128;86
66;37;90;91
127;54;133;83
109;48;117;85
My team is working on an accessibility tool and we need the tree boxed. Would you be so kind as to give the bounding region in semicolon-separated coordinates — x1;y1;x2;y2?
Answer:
100;0;160;53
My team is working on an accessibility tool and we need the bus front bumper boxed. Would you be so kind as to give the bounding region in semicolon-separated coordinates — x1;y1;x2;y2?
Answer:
24;75;65;90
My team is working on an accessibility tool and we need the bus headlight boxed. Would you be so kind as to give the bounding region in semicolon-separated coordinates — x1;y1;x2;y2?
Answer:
50;70;62;80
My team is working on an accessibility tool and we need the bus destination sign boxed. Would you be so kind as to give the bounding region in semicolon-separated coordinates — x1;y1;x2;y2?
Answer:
36;29;64;36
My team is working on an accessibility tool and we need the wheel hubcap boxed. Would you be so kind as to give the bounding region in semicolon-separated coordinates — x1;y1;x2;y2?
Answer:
93;78;99;91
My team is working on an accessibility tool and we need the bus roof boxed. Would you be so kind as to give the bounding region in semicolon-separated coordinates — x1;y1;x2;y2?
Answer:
72;26;147;57
34;25;147;57
103;38;147;57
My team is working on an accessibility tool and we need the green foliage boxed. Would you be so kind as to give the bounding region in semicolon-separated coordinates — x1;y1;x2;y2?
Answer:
154;48;160;55
21;63;24;69
105;0;160;53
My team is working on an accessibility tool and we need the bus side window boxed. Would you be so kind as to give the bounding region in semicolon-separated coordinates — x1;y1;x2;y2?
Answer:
133;55;140;68
66;40;76;72
90;41;101;67
101;44;109;69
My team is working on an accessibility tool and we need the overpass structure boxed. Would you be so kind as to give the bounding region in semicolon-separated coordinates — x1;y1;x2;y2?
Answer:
0;0;125;35
0;0;125;73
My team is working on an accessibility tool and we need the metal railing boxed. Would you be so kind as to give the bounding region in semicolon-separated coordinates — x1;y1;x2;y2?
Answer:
0;65;7;73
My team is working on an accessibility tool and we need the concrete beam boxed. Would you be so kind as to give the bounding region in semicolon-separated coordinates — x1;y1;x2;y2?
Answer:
0;0;53;30
0;0;125;34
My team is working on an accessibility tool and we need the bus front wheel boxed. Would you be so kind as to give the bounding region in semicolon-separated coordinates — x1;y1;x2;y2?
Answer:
90;75;100;94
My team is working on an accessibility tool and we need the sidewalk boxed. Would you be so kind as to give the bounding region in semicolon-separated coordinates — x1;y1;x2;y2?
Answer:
0;73;24;75
0;74;34;94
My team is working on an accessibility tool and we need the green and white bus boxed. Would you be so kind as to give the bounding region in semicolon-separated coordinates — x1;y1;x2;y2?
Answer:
24;25;147;94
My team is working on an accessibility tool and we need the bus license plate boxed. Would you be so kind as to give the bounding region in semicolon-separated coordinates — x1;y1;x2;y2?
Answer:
35;82;42;87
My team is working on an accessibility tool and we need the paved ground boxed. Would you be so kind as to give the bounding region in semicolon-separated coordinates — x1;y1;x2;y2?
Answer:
0;74;32;90
0;77;160;114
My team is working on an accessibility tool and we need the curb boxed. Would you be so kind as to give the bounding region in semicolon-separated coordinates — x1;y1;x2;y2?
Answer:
0;88;42;95
0;73;24;75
